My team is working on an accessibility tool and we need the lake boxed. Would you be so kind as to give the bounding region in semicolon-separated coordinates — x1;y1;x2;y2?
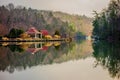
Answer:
0;40;119;80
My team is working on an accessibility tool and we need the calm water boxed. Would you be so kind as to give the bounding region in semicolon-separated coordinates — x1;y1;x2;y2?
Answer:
0;40;119;80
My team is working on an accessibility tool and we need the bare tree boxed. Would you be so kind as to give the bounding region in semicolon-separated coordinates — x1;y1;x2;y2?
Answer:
6;3;14;11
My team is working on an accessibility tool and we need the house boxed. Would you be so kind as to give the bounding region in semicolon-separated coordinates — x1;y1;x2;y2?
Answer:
40;30;53;39
26;27;42;38
40;30;49;36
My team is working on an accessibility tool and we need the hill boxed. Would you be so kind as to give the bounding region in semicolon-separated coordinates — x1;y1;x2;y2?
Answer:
0;3;93;37
53;12;93;36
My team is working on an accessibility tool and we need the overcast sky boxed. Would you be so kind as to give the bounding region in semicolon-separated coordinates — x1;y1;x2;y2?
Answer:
0;0;110;17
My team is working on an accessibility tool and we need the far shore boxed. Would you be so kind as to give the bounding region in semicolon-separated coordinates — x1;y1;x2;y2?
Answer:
0;38;72;42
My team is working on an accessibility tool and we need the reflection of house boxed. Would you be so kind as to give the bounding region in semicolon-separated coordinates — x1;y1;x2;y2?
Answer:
26;27;42;38
27;43;42;54
27;48;41;54
27;43;48;54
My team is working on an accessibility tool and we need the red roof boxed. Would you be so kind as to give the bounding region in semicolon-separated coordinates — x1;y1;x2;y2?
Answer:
40;30;49;36
26;27;40;34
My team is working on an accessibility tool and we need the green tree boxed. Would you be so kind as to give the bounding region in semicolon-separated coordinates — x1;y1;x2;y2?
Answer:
8;28;24;38
92;0;120;40
54;30;60;36
68;23;76;32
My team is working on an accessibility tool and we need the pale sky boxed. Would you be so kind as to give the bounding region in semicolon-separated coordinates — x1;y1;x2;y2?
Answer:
0;0;110;17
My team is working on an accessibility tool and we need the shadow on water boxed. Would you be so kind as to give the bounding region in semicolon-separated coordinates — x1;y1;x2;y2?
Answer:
93;41;120;79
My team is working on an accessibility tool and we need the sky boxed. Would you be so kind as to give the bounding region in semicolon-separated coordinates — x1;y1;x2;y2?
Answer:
0;0;110;17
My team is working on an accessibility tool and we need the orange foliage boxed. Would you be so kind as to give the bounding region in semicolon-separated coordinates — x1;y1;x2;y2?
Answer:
0;24;8;36
20;33;30;39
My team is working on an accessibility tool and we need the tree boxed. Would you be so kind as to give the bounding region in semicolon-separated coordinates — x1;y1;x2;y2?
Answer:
68;23;76;32
54;30;60;36
92;0;120;40
6;3;14;11
20;33;30;39
8;28;24;38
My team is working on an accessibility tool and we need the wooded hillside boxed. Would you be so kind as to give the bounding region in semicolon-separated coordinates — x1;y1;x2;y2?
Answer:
0;3;93;37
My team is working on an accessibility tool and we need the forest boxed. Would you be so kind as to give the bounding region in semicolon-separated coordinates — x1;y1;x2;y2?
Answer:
93;0;120;41
0;3;93;38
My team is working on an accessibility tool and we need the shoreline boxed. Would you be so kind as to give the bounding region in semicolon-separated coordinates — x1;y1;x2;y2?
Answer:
0;38;71;42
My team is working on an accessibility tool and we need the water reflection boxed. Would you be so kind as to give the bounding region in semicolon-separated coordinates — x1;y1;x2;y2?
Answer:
0;40;120;80
0;40;93;74
93;41;120;79
0;42;69;73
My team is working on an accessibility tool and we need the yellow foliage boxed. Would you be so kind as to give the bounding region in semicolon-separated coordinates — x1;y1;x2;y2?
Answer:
2;37;9;40
20;33;30;39
20;44;30;50
44;42;53;47
45;35;52;39
54;35;61;39
16;38;23;40
54;42;61;46
2;42;9;46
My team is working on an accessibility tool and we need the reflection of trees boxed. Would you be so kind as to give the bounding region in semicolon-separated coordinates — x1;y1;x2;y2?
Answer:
0;42;74;73
54;40;93;62
0;40;93;73
8;45;24;52
93;41;120;78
